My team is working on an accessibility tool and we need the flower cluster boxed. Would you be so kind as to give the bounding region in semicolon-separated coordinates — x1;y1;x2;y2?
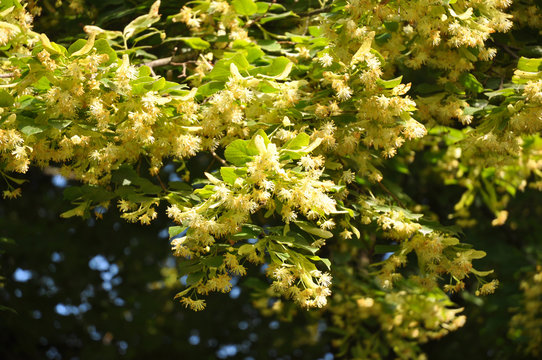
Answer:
329;280;468;360
167;133;337;308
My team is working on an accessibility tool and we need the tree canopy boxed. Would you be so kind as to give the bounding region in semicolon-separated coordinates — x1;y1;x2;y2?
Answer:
1;0;542;359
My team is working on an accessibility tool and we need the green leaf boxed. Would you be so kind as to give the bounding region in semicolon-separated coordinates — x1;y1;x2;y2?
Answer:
207;53;250;81
139;65;152;77
168;181;192;192
260;11;295;24
111;165;162;194
0;304;16;314
93;39;117;65
232;40;265;62
67;39;87;55
174;288;192;299
169;226;186;238
294;221;333;239
224;139;258;166
269;3;286;11
1;173;27;185
517;57;542;72
383;21;399;32
253;129;270;145
269;234;317;254
202;255;223;267
428;125;465;144
238;244;255;255
251;56;291;77
471;269;494;277
350;225;361;239
232;225;262;240
48;119;72;130
458;47;478;62
39;34;66;55
186;272;205;286
465;249;487;260
69;185;115;202
60;203;89;219
257;39;281;52
255;2;270;13
193;185;215;199
271;250;290;262
232;0;258;15
71;33;96;57
484;88;516;99
280;136;322;160
459;73;484;93
179;37;210;50
283;133;310;150
257;81;279;93
123;12;161;40
151;77;166;91
197;81;225;97
0;90;14;107
308;26;323;37
20;125;45;136
309;255;331;270
376;76;403;89
374;244;399;254
63;186;83;201
178;259;202;275
220;166;247;185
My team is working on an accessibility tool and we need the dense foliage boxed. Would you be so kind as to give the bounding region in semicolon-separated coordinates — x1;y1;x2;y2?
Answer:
1;0;542;358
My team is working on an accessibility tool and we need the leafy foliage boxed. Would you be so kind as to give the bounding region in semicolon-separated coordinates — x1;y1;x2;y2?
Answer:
1;0;542;359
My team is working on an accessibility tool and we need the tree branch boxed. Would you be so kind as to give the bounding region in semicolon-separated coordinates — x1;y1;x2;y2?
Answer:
144;57;173;68
143;51;199;69
495;42;519;59
298;6;332;18
210;150;227;166
378;182;406;208
155;174;168;192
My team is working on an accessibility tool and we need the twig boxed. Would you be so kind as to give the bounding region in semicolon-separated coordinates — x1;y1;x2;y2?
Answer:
172;60;197;78
155;174;168;192
205;157;217;172
142;51;198;69
144;57;173;68
378;182;406;208
210;150;227;166
0;73;15;78
495;42;519;59
244;0;276;28
298;6;332;17
178;62;187;78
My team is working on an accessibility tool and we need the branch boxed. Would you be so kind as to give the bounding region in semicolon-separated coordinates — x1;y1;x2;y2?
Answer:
244;0;276;28
143;51;198;69
378;182;406;209
494;42;519;59
210;150;227;166
173;60;197;78
0;73;15;78
298;6;332;17
155;174;168;192
143;57;172;68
